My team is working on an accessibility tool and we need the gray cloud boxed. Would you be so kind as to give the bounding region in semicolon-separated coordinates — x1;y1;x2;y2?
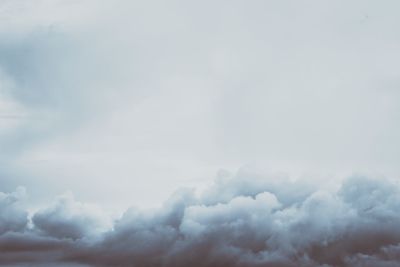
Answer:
32;193;111;240
1;172;400;266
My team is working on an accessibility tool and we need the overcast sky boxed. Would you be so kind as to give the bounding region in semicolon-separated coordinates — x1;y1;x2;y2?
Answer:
1;0;400;210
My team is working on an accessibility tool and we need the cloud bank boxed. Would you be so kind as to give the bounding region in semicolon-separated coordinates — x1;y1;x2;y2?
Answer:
1;171;400;267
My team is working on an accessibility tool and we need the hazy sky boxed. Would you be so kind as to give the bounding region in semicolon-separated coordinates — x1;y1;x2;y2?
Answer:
1;0;400;209
2;2;400;266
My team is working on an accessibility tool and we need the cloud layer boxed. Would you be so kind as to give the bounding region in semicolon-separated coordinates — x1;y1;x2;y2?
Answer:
2;171;400;267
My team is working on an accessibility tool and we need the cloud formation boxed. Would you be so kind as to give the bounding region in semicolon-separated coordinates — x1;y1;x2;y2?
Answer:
1;172;400;266
32;192;111;240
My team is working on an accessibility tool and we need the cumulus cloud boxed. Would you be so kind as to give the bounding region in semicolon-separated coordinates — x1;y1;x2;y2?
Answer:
32;192;112;240
1;172;400;266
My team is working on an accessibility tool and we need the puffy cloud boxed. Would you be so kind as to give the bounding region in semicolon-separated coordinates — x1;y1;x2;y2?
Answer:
1;172;400;266
32;192;111;240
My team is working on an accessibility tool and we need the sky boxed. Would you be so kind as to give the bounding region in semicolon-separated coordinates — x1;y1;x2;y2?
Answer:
1;0;400;210
1;1;400;265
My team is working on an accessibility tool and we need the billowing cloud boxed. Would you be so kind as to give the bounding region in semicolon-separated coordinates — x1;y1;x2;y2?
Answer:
1;172;400;266
32;192;111;240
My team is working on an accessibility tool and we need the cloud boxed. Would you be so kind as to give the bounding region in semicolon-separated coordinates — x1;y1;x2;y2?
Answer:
32;192;111;240
1;172;400;266
0;231;74;266
0;187;28;235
